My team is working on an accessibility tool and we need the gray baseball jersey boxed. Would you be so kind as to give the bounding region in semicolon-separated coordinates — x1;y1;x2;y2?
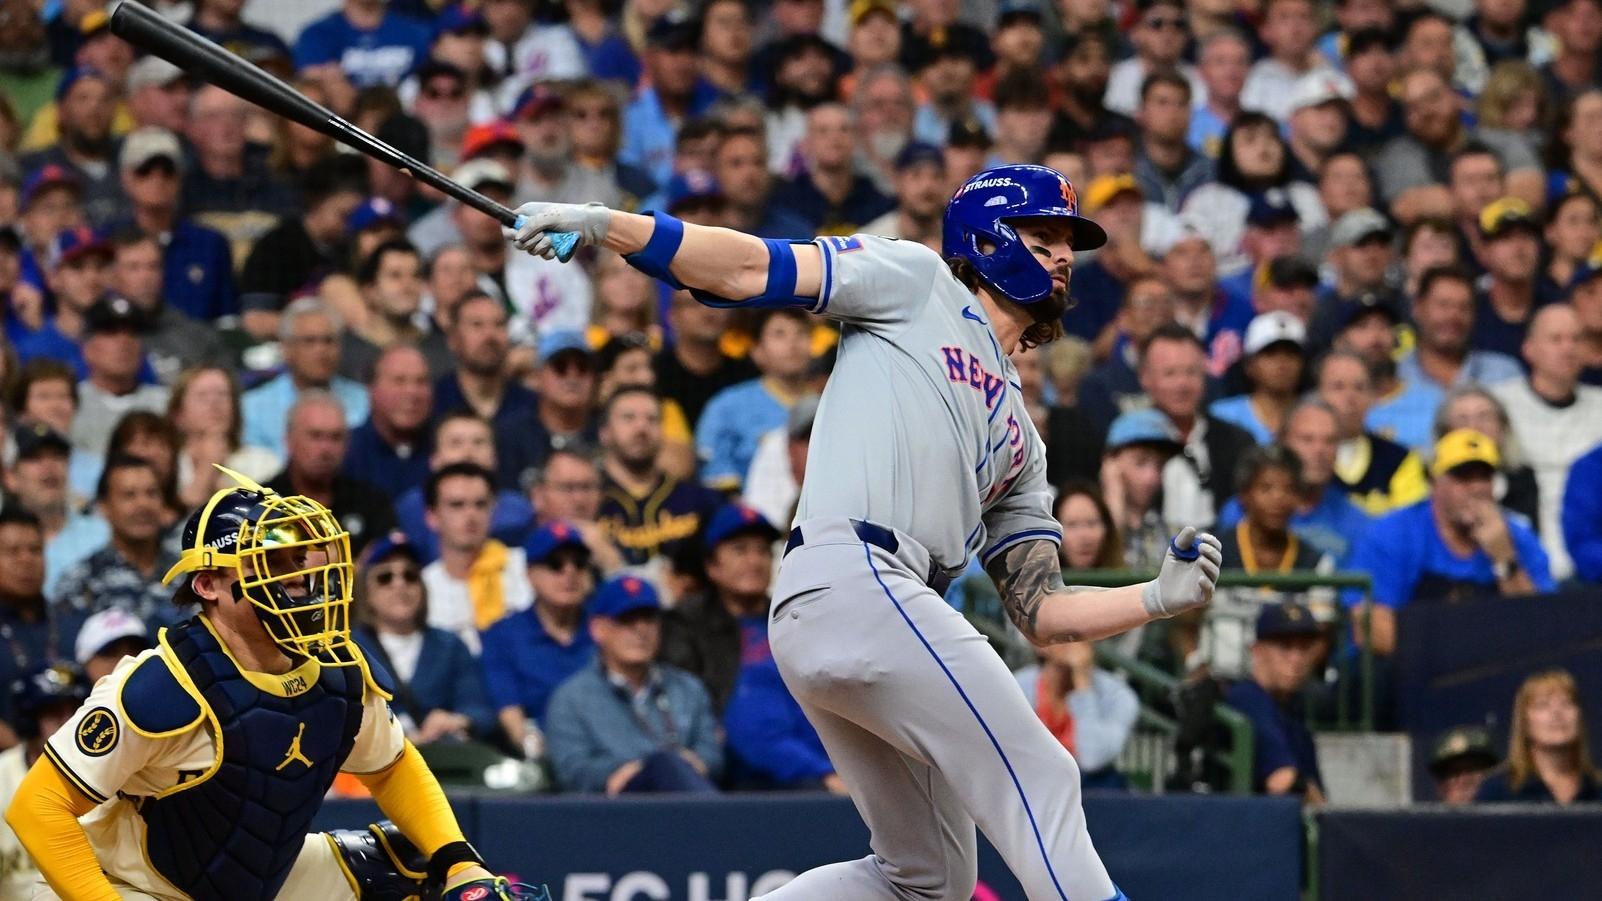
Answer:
759;234;1124;901
795;234;1062;574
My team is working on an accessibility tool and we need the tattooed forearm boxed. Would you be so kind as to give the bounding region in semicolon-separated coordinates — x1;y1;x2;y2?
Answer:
985;540;1066;640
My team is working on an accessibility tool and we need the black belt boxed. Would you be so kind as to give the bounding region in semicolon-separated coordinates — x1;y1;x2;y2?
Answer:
784;520;954;596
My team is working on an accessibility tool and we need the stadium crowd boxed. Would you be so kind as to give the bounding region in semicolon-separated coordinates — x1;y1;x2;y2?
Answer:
0;0;1599;833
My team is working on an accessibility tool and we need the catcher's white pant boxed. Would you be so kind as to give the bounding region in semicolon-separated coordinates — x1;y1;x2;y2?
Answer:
758;519;1124;901
28;833;357;900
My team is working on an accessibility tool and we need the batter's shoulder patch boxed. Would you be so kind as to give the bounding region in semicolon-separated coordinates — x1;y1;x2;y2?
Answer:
75;707;120;757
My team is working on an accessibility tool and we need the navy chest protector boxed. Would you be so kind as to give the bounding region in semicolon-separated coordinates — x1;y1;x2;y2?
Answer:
137;619;366;901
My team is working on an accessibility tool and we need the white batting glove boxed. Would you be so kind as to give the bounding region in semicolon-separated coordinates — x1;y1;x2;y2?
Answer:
1140;526;1223;618
503;201;612;259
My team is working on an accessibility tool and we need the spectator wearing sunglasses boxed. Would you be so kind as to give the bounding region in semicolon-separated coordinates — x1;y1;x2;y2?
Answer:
352;533;495;746
1104;0;1205;117
480;522;599;759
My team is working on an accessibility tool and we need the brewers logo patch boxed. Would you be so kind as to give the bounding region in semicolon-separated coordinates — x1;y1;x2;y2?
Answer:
76;707;120;757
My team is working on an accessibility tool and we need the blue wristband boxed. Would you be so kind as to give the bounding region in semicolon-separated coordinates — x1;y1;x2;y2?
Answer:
623;211;686;289
690;238;814;309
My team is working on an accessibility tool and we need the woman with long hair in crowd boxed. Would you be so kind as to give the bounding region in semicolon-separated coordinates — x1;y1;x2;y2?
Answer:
1543;190;1601;292
1181;111;1326;270
104;411;184;521
166;365;281;509
1477;668;1601;803
1475;61;1553;169
1545;87;1602;203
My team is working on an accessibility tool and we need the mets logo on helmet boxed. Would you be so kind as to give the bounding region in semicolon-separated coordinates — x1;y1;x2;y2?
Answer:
1059;179;1077;210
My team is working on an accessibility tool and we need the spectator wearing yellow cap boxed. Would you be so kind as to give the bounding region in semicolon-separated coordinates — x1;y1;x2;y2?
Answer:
1473;197;1561;360
1065;174;1156;352
1344;428;1553;657
20;11;136;157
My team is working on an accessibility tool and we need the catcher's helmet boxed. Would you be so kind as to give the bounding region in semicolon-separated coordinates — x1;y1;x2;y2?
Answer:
162;467;357;665
942;164;1107;305
9;662;89;740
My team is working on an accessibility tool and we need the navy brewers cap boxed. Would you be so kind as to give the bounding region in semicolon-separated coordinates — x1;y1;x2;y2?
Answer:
704;503;780;552
13;422;71;460
524;521;591;566
1247;191;1300;228
1255;600;1323;640
1337;290;1403;331
894;142;945;173
647;11;699;50
83;296;148;336
589;575;662;619
1429;725;1499;777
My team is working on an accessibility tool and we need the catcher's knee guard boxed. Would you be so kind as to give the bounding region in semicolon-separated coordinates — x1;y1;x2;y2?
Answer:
328;821;430;900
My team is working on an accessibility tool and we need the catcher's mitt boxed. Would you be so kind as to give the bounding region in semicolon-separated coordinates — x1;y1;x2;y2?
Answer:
440;876;552;901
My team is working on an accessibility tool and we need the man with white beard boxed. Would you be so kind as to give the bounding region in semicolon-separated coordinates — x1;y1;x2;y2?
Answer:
511;85;622;209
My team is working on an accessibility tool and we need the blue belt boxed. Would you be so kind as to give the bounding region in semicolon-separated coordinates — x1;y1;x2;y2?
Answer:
785;520;953;595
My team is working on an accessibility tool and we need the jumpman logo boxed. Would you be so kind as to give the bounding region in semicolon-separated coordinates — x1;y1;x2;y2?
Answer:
275;723;313;771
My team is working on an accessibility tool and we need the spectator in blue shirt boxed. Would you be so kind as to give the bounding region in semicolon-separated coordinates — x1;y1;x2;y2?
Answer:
696;309;813;491
565;0;640;87
1209;311;1309;445
17;227;114;377
481;522;597;758
1225;600;1327;803
111;127;237;323
1327;288;1445;452
393;411;536;563
293;0;433;88
1345;428;1554;657
1395;264;1524;391
342;345;434;501
1472;197;1555;361
661;504;780;713
240;298;371;458
723;656;844;792
351;534;496;745
1219;399;1371;562
1563;440;1602;583
186;0;293;66
621;14;722;187
545;576;723;794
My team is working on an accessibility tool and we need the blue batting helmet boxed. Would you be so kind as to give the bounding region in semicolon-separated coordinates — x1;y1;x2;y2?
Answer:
9;662;89;740
942;164;1107;305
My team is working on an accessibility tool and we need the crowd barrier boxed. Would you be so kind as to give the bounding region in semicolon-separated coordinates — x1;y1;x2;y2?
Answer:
1394;588;1602;800
312;792;1304;900
1318;806;1602;899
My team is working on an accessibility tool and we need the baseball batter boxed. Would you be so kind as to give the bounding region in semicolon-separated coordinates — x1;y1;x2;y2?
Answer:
2;470;544;901
509;164;1222;900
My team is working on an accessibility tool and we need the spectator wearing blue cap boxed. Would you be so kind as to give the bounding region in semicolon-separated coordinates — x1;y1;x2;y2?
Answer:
16;227;113;375
527;447;627;574
106;127;238;324
1225;599;1327;803
19;66;123;226
0;660;90;890
508;84;623;212
352;533;495;745
861;142;947;253
530;329;602;463
1100;408;1185;570
293;0;434;88
394;410;536;561
545;575;723;793
772;104;895;233
1217;193;1306;314
621;12;723;188
696;309;814;491
481;522;598;757
14;165;84;303
661;504;781;713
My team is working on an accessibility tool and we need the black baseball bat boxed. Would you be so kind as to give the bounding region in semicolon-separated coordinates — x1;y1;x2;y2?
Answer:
107;0;578;260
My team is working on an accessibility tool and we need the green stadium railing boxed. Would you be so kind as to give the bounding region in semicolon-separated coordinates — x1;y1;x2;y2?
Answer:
955;567;1376;796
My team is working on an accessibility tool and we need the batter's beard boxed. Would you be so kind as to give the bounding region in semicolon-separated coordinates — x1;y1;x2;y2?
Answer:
1017;287;1069;350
